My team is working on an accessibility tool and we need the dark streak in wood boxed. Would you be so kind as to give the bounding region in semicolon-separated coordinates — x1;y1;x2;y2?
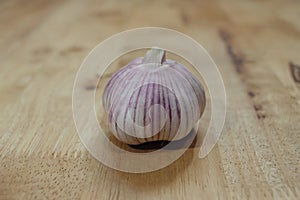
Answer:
248;91;255;98
85;85;98;91
84;78;99;91
256;113;266;119
219;30;244;74
253;104;265;119
289;62;300;83
219;30;267;120
60;46;84;56
180;10;189;25
33;46;52;55
85;73;113;91
92;10;121;17
254;104;262;111
219;29;231;41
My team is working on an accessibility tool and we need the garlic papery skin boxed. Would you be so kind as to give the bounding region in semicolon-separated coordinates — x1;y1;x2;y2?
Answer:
103;47;206;145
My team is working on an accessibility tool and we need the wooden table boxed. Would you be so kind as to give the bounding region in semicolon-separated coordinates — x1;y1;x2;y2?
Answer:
0;0;299;199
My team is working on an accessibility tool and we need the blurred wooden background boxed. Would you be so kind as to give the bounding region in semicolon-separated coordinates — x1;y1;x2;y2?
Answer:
0;0;300;199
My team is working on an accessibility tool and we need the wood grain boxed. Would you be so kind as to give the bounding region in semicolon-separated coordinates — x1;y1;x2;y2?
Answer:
0;0;299;199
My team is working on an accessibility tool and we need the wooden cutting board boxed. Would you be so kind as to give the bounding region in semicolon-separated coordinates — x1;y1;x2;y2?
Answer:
0;0;299;199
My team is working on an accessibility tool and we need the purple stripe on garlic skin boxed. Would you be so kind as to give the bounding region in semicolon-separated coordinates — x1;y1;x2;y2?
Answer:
167;69;193;140
103;57;144;112
169;62;206;116
114;70;147;143
103;47;206;145
123;70;146;143
108;70;142;143
163;72;173;141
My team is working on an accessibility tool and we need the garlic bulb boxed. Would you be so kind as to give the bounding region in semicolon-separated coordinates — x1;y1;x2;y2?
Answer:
103;47;205;145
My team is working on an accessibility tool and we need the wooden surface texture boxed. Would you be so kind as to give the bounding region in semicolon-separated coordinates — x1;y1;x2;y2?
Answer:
0;0;300;199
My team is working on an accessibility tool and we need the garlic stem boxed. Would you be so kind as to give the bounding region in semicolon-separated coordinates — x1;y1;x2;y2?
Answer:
143;47;166;64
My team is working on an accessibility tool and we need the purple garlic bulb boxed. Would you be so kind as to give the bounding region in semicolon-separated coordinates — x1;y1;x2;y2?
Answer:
103;47;206;145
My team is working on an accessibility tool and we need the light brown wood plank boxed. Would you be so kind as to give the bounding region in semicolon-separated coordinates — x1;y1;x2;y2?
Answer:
0;0;299;199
